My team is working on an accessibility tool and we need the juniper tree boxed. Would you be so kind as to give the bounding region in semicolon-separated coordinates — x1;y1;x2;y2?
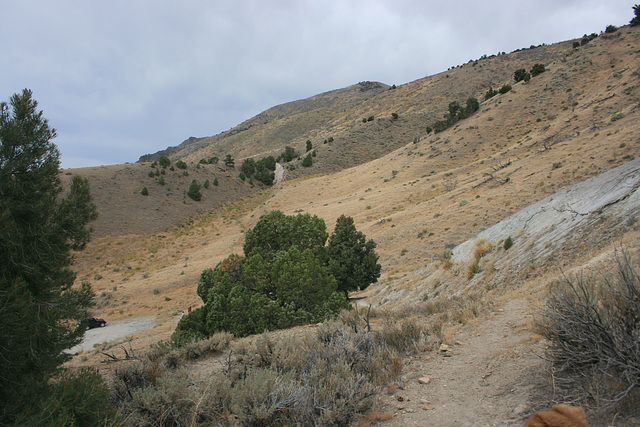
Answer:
327;215;381;295
0;89;99;423
187;179;202;201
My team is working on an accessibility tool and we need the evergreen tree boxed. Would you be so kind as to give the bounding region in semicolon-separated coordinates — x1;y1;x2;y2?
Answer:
327;215;381;295
158;156;171;168
243;210;328;262
632;4;640;26
302;153;313;167
176;211;352;339
187;179;202;201
514;68;530;83
465;97;480;115
530;63;546;77
241;158;256;177
0;89;99;423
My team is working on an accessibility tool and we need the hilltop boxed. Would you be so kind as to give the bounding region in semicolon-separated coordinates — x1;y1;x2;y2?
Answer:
65;24;640;425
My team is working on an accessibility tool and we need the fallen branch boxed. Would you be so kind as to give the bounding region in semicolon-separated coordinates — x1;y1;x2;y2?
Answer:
101;342;137;362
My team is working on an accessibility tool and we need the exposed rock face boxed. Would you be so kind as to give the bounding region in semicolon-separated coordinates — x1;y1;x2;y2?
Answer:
366;158;640;307
452;157;640;266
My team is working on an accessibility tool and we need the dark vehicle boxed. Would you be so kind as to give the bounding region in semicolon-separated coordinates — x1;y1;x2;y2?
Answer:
77;317;107;329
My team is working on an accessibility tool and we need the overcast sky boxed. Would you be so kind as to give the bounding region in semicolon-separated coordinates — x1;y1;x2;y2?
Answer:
0;1;634;168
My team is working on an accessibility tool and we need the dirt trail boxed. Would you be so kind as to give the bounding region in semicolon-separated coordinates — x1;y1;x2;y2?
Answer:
380;299;544;426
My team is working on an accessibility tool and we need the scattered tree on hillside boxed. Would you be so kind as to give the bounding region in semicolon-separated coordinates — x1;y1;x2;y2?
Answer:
485;86;498;100
302;153;313;167
0;89;114;424
280;146;298;163
224;154;235;168
530;63;546;77
432;97;481;133
466;97;479;115
187;180;202;201
306;139;312;152
176;160;187;170
241;158;256;177
237;156;275;186
159;156;171;168
514;68;531;83
499;84;512;94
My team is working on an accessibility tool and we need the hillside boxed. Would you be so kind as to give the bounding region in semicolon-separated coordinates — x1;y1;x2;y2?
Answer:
65;24;640;424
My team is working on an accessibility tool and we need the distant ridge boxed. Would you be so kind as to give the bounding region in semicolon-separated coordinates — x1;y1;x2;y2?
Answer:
138;81;389;163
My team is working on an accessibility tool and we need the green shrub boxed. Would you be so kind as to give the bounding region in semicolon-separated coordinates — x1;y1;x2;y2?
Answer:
302;153;313;167
280;146;297;163
573;41;580;48
485;86;498;100
466;97;479;115
514;68;531;83
503;236;513;250
213;177;219;186
203;179;210;189
530;63;546;77
140;187;149;196
158;156;171;168
224;154;234;168
158;176;166;186
391;112;399;120
605;24;618;33
499;84;512;94
241;158;256;176
175;160;187;170
187;180;201;201
306;140;312;152
148;170;155;178
239;171;246;181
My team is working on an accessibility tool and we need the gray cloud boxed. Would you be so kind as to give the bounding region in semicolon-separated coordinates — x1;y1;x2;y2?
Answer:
0;0;633;168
